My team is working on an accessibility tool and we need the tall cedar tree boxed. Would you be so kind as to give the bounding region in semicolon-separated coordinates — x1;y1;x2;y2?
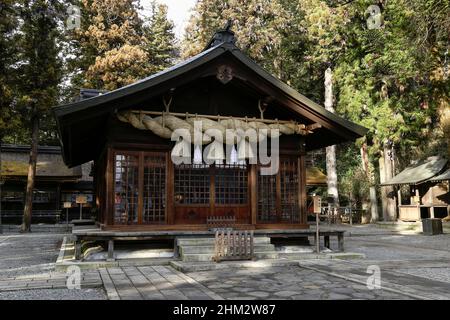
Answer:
0;0;21;233
142;1;176;73
0;1;21;142
17;0;62;232
68;0;176;92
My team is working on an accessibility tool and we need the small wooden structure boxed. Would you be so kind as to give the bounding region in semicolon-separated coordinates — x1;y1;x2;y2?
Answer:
381;156;450;221
213;229;254;261
53;27;366;234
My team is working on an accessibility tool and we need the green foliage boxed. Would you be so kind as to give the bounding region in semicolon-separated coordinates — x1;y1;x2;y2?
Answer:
12;0;64;145
67;0;177;91
183;0;449;207
0;0;21;140
143;2;176;73
334;0;448;161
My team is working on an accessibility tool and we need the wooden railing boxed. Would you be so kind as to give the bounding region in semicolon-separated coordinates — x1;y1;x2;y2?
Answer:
213;230;254;262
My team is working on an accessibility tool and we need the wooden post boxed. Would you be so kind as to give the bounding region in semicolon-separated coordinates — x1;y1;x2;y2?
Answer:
316;212;320;253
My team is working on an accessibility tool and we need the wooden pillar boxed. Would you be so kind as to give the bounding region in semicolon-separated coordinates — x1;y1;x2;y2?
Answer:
137;152;144;224
275;164;281;222
167;154;174;225
105;147;113;226
250;164;257;225
210;165;215;216
298;154;307;224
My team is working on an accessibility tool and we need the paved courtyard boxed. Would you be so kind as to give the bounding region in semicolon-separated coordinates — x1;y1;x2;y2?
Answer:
0;224;449;300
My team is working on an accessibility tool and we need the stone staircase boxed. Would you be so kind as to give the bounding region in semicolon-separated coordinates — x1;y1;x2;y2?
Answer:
176;236;278;262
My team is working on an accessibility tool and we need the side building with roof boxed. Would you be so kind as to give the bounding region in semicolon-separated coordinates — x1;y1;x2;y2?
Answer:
0;144;94;223
381;156;449;221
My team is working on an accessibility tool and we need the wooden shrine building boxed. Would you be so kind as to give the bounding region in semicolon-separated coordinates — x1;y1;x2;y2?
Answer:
381;156;449;221
54;27;367;232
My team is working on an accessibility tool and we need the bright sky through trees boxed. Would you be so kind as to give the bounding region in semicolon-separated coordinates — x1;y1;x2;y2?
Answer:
142;0;197;39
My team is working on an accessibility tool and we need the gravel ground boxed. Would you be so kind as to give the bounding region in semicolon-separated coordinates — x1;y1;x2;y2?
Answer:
345;234;450;261
0;233;66;279
0;288;107;300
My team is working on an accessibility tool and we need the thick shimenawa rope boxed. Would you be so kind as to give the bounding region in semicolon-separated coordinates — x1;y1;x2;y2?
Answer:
117;110;306;144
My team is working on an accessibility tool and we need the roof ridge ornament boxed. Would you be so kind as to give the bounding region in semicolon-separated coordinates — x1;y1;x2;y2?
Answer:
205;20;236;50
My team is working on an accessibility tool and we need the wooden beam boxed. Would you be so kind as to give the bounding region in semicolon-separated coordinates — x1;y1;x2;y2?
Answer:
306;123;322;131
129;109;308;126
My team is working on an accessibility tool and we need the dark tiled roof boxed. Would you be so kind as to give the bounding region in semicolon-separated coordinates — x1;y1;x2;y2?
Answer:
380;156;448;186
0;144;84;179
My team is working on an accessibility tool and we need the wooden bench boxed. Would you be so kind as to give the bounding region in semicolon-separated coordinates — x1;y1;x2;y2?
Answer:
266;230;345;252
314;231;345;252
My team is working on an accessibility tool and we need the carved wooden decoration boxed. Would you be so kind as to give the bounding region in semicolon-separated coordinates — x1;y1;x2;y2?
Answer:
216;65;233;84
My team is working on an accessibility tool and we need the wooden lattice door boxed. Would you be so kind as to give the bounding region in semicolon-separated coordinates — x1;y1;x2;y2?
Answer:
113;151;167;225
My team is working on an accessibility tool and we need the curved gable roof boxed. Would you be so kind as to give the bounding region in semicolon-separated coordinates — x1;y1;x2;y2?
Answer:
54;41;367;167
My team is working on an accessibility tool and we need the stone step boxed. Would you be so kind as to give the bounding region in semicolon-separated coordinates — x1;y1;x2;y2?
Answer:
176;236;271;246
181;251;279;262
180;243;275;255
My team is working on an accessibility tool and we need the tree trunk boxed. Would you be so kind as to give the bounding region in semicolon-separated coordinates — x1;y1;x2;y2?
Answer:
21;114;39;232
324;67;339;207
360;142;379;222
379;144;397;221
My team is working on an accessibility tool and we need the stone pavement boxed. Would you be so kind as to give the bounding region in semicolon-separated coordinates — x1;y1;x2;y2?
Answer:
99;265;222;300
183;265;412;300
